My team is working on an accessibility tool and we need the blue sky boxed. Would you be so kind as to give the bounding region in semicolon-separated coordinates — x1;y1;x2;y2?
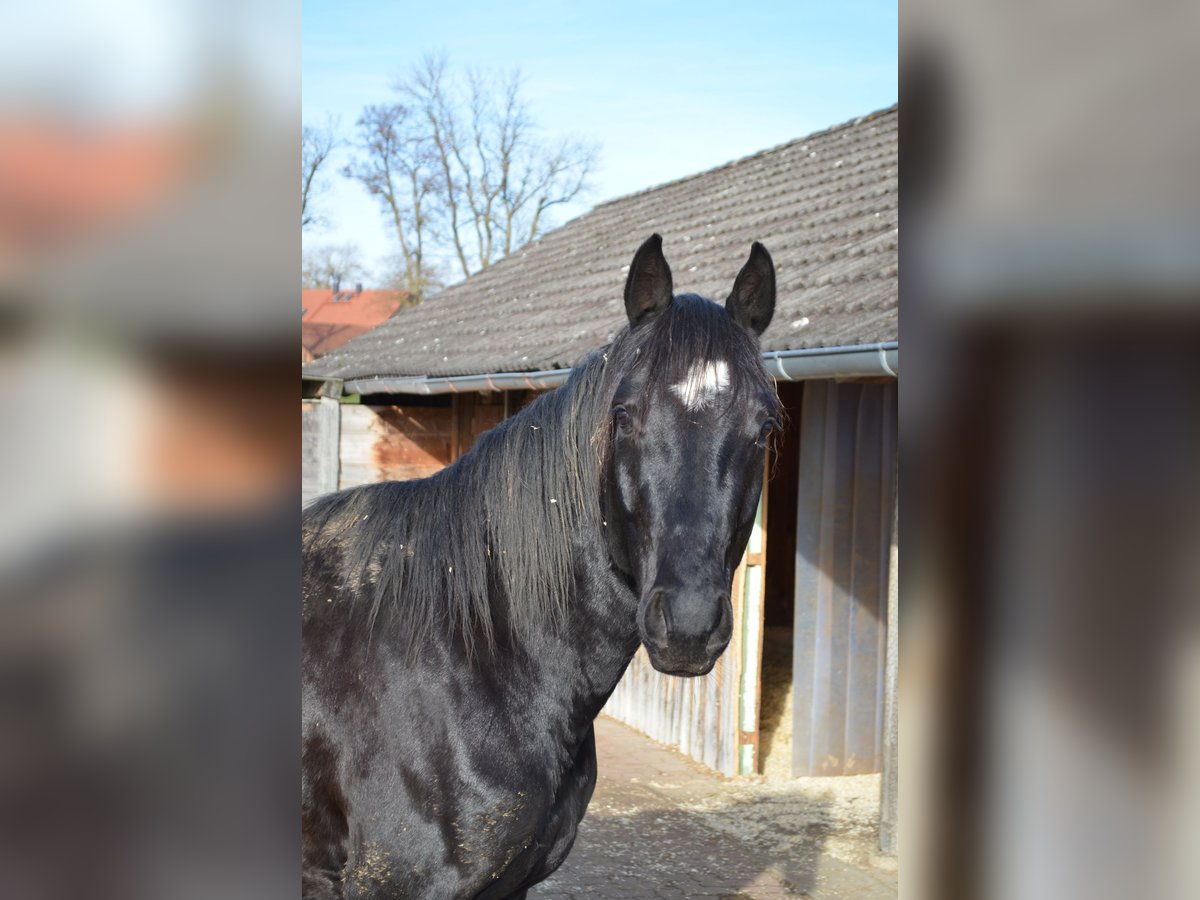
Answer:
303;0;896;282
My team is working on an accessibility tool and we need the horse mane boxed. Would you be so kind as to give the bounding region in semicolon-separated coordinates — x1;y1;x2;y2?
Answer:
302;294;776;659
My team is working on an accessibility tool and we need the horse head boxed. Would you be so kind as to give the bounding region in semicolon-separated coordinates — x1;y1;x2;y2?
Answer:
602;234;779;676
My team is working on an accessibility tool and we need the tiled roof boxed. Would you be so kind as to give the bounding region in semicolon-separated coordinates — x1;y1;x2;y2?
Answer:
302;288;409;359
305;106;896;382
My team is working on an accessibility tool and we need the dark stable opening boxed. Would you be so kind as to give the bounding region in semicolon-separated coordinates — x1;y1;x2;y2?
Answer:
759;380;802;776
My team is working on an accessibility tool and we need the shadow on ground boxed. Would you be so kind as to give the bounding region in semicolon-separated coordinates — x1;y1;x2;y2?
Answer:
535;796;833;898
533;718;896;899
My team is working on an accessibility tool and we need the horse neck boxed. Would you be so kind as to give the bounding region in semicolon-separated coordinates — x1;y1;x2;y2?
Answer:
458;366;641;728
501;520;641;744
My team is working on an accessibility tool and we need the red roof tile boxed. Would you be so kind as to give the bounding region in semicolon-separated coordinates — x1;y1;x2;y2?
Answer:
302;288;409;358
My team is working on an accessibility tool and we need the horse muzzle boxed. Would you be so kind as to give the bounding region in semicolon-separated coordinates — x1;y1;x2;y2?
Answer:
638;585;733;677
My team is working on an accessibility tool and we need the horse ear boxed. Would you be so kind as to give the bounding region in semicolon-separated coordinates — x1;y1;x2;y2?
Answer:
726;242;776;337
624;234;673;328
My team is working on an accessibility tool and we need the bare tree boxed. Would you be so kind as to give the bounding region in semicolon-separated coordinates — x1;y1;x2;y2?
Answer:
343;104;440;300
378;250;444;297
401;55;598;279
302;121;339;230
302;242;368;290
344;55;597;297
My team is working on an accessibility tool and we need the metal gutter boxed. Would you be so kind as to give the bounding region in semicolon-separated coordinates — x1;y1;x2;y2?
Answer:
338;342;898;397
763;341;898;381
343;367;573;396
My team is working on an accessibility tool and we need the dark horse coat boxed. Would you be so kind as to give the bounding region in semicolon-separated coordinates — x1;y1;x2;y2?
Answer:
302;235;779;898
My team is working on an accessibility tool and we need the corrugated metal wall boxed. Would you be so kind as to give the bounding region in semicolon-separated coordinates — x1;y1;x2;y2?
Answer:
792;380;897;776
603;641;740;775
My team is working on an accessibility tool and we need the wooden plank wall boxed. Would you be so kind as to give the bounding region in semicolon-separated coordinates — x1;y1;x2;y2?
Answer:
338;404;454;488
303;393;514;495
451;393;507;460
792;380;897;776
301;398;340;506
735;490;769;775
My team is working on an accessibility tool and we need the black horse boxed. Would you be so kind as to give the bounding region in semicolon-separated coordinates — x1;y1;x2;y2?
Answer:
302;234;779;898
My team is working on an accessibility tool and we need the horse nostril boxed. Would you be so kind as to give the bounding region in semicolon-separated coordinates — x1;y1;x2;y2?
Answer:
642;589;671;648
705;597;733;655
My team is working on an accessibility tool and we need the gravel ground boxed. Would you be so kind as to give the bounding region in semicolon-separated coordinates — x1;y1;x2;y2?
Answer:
535;716;897;899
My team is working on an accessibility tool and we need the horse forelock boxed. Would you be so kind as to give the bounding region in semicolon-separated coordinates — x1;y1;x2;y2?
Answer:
619;294;778;418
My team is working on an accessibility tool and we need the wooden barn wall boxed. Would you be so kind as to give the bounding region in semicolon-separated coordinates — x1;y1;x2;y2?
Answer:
300;393;520;502
449;393;508;460
302;398;340;506
792;380;897;776
338;403;454;488
602;489;767;777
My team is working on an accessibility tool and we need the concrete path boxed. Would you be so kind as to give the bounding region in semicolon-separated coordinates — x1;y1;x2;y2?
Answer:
535;716;897;899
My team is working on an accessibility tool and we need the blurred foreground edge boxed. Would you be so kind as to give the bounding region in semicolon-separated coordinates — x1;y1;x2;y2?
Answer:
902;15;1200;900
0;3;300;898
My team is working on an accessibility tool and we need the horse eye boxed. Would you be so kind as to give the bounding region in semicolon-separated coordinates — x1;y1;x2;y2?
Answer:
613;405;632;430
757;417;779;446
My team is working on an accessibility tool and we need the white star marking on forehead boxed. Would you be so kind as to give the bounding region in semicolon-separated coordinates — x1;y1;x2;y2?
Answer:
670;360;730;411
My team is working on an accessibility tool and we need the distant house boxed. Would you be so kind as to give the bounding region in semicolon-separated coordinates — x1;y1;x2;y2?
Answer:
302;285;408;362
302;105;897;841
0;123;188;260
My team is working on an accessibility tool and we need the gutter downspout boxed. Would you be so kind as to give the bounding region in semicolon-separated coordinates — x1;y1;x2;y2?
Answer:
336;342;897;397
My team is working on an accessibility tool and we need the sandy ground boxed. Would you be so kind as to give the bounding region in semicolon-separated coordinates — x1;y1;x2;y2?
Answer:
537;715;897;899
